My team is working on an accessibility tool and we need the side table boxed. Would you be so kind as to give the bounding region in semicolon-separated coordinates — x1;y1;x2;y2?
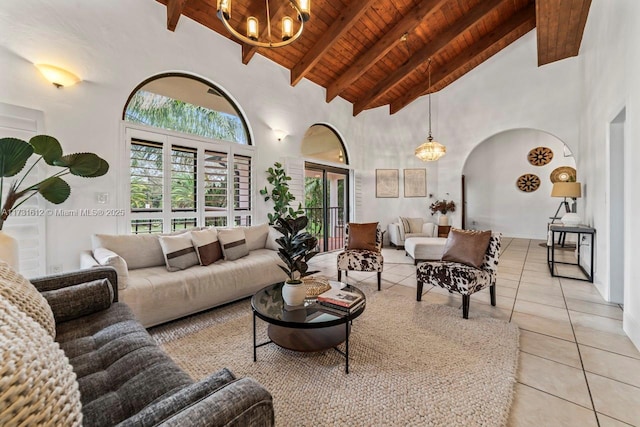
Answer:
547;225;595;282
438;225;451;238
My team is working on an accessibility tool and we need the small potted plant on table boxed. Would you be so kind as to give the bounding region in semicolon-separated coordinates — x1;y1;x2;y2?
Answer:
274;215;319;306
429;199;456;226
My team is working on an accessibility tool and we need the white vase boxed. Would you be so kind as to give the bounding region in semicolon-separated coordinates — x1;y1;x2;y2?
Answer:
438;214;449;226
0;230;19;269
282;281;306;306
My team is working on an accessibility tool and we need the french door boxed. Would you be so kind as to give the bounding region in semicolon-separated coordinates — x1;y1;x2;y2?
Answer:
304;162;349;252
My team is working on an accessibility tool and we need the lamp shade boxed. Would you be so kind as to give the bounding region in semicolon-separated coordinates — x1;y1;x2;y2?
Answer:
551;182;581;198
35;64;81;88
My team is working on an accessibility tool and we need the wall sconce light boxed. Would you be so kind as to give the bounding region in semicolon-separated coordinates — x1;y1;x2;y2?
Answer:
35;64;81;88
273;129;287;141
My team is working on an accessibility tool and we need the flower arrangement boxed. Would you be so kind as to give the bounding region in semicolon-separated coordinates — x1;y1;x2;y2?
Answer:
429;199;456;215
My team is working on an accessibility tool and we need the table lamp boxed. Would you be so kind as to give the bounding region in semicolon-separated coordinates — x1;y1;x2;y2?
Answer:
551;182;582;225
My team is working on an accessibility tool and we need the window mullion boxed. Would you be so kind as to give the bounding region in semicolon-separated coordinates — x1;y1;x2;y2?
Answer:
163;142;172;233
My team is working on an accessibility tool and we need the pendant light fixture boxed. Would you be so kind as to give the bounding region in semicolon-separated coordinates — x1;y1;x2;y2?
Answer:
415;59;446;162
217;0;310;48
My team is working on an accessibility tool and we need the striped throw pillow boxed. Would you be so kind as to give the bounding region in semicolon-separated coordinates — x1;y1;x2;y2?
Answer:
217;228;249;261
158;233;199;272
191;228;222;266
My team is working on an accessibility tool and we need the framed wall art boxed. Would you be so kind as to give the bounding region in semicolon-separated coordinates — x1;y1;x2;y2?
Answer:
375;169;399;198
404;168;427;197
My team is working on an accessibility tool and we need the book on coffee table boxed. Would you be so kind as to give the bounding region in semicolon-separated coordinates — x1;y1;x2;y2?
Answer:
317;288;363;308
318;298;365;314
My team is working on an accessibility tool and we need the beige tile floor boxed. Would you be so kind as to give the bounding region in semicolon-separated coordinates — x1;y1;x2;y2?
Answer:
308;237;640;426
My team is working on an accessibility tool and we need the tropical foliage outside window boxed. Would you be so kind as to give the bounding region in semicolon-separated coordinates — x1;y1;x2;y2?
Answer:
125;90;248;144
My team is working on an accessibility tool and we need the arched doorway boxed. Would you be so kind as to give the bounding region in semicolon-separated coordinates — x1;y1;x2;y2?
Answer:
301;124;349;252
462;129;576;239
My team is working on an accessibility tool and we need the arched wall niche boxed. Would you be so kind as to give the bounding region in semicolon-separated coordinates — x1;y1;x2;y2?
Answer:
462;128;576;239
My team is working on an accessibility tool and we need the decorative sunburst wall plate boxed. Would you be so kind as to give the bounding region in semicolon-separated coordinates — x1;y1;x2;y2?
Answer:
517;174;541;192
528;147;553;166
550;166;577;183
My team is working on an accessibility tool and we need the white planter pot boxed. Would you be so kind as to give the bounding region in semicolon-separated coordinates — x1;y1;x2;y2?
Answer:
0;230;19;269
438;214;449;226
282;281;306;306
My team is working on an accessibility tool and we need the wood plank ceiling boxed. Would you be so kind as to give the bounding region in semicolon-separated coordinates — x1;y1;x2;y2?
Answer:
159;0;591;116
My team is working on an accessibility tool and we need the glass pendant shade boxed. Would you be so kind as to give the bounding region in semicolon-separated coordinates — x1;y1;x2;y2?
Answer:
247;17;259;40
415;138;446;161
415;58;445;161
282;16;294;40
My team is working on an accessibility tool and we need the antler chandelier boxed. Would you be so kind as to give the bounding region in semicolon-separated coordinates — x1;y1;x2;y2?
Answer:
216;0;310;48
415;59;446;162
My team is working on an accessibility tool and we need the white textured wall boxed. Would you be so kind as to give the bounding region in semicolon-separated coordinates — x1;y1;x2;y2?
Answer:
463;129;576;239
576;0;640;347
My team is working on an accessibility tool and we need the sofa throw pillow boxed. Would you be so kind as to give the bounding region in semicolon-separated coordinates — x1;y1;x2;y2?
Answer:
158;233;200;272
407;217;424;234
0;294;82;427
347;222;378;251
217;228;250;261
42;278;114;323
0;261;56;338
398;216;411;236
93;247;129;290
242;223;269;251
265;226;283;251
92;233;165;270
441;228;492;269
191;228;222;266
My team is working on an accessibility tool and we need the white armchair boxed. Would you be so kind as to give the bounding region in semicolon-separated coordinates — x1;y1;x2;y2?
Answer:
387;217;438;248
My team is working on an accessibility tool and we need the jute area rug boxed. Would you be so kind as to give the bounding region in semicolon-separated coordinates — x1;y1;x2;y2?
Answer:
152;291;519;426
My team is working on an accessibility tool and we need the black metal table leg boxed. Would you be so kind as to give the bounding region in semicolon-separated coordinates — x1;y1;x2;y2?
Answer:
345;320;349;374
253;310;257;362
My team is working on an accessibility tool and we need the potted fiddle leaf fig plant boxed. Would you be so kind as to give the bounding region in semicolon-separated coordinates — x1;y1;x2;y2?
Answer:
274;215;319;306
0;135;109;267
260;162;304;225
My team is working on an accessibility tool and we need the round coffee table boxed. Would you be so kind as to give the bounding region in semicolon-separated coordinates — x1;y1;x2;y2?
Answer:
251;282;366;373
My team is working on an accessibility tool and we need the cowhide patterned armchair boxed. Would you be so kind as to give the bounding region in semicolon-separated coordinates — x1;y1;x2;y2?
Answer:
416;233;501;318
337;224;384;291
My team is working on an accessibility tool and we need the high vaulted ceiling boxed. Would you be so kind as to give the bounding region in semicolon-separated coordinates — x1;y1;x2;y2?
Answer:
158;0;591;116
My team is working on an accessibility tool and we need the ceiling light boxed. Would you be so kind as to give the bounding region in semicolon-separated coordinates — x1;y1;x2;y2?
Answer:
217;0;310;48
415;59;446;162
35;64;81;88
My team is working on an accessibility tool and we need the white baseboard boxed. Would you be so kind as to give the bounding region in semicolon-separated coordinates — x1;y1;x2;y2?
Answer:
624;311;640;352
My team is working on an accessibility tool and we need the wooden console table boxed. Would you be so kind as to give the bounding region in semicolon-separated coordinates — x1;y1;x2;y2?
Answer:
547;224;595;282
438;225;451;238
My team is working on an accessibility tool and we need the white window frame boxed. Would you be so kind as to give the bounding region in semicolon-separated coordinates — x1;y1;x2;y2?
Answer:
121;124;255;234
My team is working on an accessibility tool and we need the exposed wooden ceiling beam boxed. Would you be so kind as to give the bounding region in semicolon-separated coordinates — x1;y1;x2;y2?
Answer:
390;3;536;114
353;0;505;116
325;0;449;103
536;0;591;66
167;0;189;31
290;0;377;86
241;1;290;64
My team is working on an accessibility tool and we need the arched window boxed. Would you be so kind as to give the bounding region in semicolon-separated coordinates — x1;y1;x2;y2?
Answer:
123;73;250;145
123;74;253;233
301;124;348;164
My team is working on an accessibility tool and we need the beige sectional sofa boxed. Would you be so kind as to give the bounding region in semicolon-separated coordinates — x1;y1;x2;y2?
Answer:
81;224;287;327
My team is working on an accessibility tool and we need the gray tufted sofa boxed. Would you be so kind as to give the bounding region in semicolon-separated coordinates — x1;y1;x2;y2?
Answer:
31;267;274;427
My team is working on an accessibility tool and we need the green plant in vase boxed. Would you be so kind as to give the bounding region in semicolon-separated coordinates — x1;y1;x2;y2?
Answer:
259;162;304;225
273;215;319;306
